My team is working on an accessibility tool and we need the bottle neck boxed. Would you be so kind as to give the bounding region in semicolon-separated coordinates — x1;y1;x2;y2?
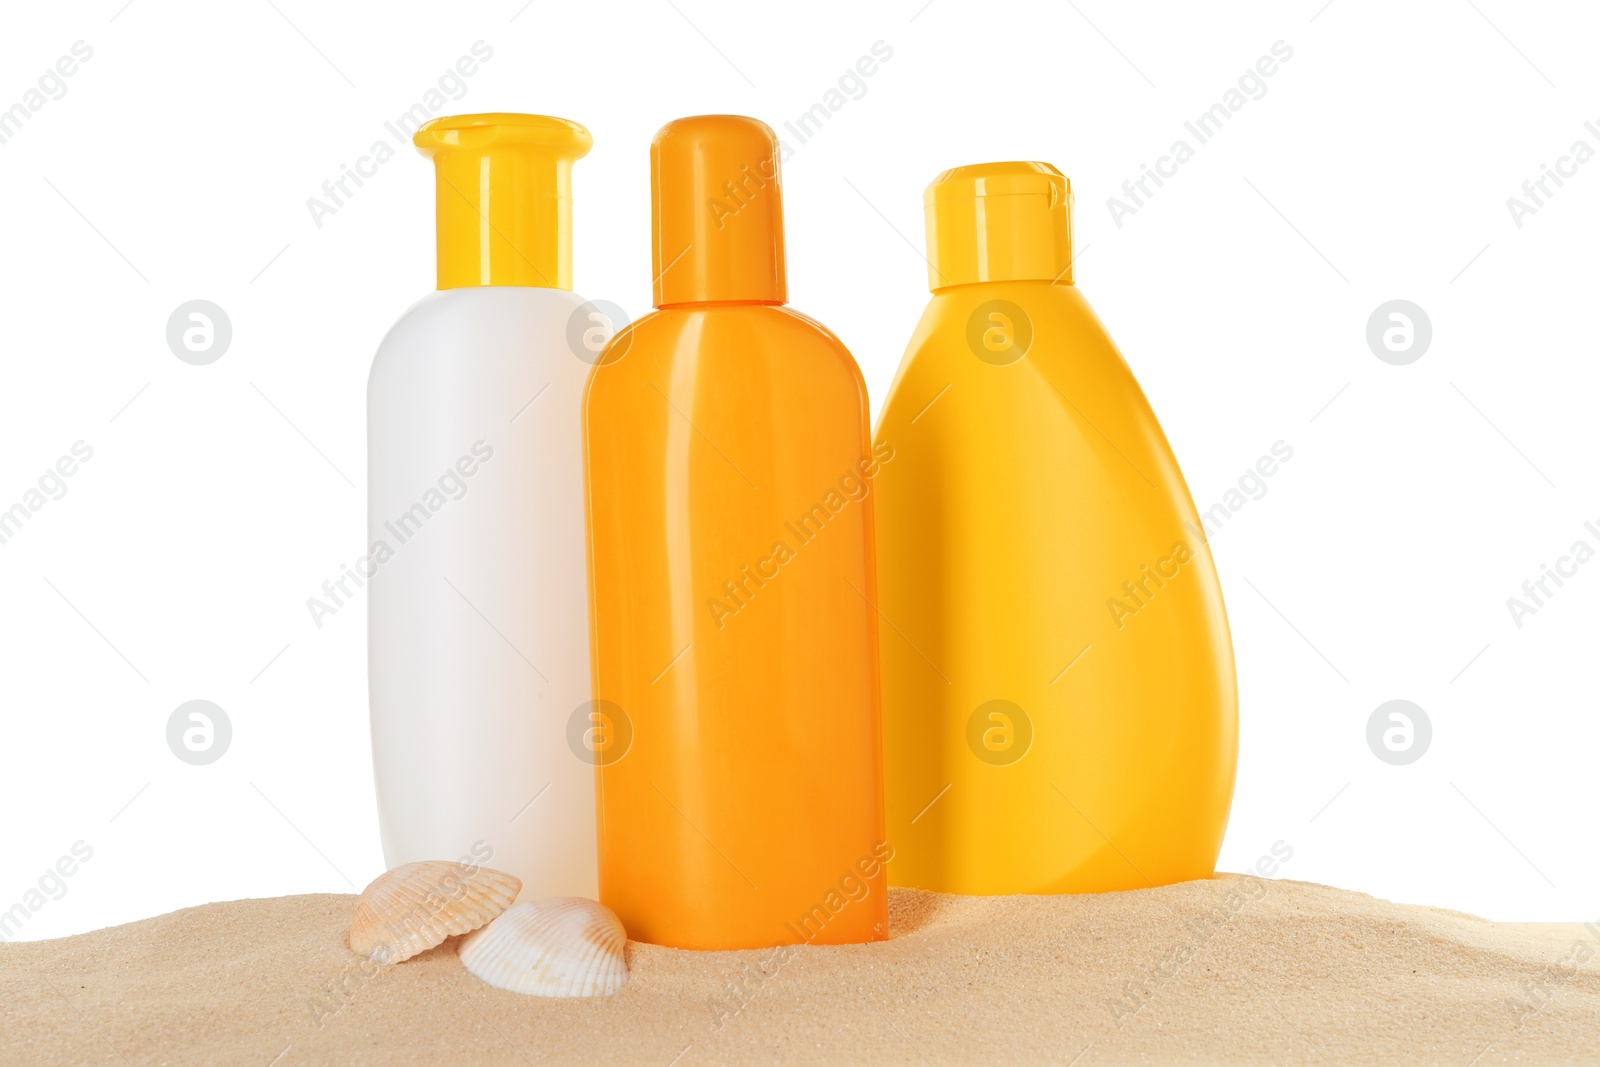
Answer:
431;149;574;290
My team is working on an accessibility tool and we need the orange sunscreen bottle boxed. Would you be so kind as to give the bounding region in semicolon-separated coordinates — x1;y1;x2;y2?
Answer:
583;115;889;950
874;162;1238;894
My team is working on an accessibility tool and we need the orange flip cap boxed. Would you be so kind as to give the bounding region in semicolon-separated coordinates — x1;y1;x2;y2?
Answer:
651;115;787;307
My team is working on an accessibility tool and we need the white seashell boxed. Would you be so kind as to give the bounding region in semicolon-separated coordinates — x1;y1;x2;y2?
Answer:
458;897;629;997
349;860;521;963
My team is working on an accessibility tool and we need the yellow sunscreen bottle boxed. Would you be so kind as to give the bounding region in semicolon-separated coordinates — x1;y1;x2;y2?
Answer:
873;162;1238;894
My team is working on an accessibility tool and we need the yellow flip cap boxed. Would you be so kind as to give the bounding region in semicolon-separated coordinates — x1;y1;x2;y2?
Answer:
413;113;592;290
924;161;1074;291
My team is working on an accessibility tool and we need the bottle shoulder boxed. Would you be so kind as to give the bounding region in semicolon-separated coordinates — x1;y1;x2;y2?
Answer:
621;302;848;346
874;280;1188;493
589;303;871;428
600;303;865;384
371;287;591;381
881;282;1129;413
378;286;589;345
913;281;1108;354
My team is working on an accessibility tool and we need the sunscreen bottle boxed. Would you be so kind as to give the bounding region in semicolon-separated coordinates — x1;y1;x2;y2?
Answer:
368;114;598;898
873;162;1237;894
584;115;888;949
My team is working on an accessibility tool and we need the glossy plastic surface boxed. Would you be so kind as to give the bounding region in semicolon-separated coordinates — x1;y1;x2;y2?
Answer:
369;114;597;899
413;113;591;290
583;303;889;949
369;286;596;900
924;161;1074;290
651;115;786;306
873;277;1238;894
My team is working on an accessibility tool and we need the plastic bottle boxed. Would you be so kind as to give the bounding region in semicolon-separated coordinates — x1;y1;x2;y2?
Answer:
368;113;599;899
583;115;889;950
873;161;1238;895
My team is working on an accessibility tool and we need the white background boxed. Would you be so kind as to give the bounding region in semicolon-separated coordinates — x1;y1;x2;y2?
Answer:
2;0;1596;940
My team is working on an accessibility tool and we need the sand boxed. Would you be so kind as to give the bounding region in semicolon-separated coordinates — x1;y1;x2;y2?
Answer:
2;876;1596;1066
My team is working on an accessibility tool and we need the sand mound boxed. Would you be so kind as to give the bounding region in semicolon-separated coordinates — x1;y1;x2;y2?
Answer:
2;876;1595;1065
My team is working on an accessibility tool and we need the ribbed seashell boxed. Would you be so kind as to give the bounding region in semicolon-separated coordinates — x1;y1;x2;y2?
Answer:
349;861;521;963
458;897;629;997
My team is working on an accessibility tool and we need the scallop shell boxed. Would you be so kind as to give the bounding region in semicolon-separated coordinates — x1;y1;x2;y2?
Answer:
458;897;629;997
349;860;521;963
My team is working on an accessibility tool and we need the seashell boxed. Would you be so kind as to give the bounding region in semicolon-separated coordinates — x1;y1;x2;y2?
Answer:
458;897;629;997
349;860;521;963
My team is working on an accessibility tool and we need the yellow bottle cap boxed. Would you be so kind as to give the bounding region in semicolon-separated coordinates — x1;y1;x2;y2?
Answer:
923;161;1074;292
651;115;786;307
413;113;592;290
